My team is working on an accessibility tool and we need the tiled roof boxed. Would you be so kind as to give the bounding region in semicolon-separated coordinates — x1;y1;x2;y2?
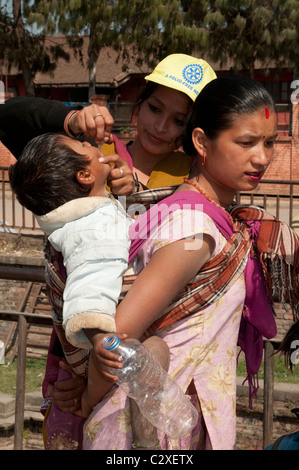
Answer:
34;36;151;86
1;35;294;87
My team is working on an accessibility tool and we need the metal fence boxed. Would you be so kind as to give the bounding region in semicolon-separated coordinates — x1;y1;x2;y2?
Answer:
0;309;51;450
1;167;40;233
0;305;279;450
0;267;49;450
0;175;297;448
1;169;299;233
0;319;279;450
236;179;299;228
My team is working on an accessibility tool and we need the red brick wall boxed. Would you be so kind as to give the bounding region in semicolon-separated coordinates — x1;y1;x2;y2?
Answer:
267;103;299;179
0;141;16;167
255;103;299;195
292;103;299;176
264;138;292;180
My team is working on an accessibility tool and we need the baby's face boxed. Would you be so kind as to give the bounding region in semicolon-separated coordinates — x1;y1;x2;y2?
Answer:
63;136;111;197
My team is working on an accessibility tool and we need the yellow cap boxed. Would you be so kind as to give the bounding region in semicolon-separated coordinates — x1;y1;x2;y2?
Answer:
145;54;217;102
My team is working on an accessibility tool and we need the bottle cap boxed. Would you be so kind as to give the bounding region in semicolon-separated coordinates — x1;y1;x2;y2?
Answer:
103;335;120;351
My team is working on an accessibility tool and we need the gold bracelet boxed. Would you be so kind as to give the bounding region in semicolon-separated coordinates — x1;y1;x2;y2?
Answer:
63;110;84;138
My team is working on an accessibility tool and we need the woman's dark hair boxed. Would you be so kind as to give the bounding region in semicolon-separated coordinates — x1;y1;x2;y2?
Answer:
134;81;159;111
9;133;91;216
182;75;276;156
130;82;160;122
132;80;193;117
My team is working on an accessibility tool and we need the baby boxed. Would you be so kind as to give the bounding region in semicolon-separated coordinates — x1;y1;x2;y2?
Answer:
9;133;133;412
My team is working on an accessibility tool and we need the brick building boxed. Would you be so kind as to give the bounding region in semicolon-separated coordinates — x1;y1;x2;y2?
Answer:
264;102;299;188
1;37;295;104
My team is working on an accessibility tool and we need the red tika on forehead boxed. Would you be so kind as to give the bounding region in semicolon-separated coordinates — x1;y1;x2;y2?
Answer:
265;107;270;119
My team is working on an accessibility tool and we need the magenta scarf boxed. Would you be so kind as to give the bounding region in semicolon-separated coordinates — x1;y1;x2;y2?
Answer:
112;135;133;170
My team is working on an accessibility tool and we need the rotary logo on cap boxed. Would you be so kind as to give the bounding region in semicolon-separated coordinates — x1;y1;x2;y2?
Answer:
182;64;204;84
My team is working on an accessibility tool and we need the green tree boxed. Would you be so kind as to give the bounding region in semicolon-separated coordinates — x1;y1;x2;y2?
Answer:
0;0;69;96
182;0;299;78
56;0;118;100
114;0;208;69
27;0;209;100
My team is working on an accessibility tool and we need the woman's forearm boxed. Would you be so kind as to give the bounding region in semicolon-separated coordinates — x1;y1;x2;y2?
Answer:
0;97;78;158
115;235;213;338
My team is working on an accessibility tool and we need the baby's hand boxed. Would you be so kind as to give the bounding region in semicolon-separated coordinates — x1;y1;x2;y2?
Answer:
99;154;135;195
90;332;128;381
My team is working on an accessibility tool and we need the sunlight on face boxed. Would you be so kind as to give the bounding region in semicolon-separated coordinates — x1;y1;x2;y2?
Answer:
137;85;192;156
204;107;277;195
61;137;111;197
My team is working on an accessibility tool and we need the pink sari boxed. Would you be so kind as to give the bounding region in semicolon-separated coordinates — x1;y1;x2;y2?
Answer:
42;189;287;450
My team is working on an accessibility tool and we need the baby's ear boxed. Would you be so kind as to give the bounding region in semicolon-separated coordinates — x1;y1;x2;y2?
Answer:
76;169;95;185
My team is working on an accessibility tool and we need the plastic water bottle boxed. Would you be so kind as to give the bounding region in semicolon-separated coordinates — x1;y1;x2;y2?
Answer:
103;335;198;439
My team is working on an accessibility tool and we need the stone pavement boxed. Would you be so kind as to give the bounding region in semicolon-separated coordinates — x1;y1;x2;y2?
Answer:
0;389;44;430
0;389;44;450
0;431;44;451
236;376;299;403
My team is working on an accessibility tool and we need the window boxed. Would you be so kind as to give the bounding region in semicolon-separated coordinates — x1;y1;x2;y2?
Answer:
281;81;288;101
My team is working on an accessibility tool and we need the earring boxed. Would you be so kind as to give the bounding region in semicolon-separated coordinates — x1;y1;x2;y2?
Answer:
202;151;206;166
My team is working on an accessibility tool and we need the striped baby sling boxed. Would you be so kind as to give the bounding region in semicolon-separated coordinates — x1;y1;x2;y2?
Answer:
44;187;299;395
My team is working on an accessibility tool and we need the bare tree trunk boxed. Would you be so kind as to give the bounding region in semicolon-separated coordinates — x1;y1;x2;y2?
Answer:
21;63;35;97
88;51;97;100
